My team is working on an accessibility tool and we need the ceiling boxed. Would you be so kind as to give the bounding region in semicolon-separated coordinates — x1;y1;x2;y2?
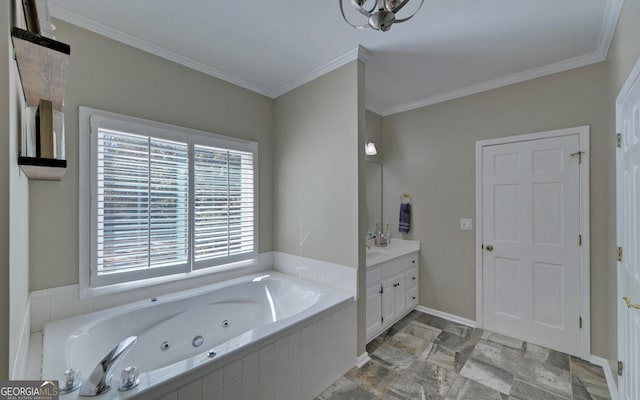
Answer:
48;0;622;116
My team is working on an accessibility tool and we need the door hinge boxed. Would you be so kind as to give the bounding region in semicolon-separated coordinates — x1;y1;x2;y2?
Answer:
578;234;582;246
618;360;623;376
380;285;383;294
617;247;623;262
617;133;622;148
571;151;585;164
579;316;582;329
381;316;384;323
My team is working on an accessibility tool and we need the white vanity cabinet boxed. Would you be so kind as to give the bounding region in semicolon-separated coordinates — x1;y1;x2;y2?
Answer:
405;254;419;309
366;251;419;343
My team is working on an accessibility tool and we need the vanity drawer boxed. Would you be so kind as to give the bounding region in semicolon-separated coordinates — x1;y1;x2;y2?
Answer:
405;267;418;289
405;253;419;269
367;265;382;283
382;257;405;279
406;286;418;308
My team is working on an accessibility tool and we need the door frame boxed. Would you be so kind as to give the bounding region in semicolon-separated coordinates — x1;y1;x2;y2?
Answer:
475;126;591;359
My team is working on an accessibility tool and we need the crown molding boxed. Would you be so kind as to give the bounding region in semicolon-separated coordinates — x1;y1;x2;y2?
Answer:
382;51;606;116
595;0;624;60
50;1;623;114
357;45;374;64
382;0;624;116
272;45;372;98
48;4;275;97
365;104;383;116
49;4;372;101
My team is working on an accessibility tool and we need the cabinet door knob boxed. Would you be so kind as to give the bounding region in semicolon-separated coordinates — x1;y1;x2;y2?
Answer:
412;296;416;300
412;277;416;280
411;260;416;263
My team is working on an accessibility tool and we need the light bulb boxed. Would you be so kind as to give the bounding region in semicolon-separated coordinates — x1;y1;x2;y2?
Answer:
365;141;378;155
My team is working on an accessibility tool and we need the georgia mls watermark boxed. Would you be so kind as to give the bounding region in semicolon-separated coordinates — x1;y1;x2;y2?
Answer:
0;381;59;400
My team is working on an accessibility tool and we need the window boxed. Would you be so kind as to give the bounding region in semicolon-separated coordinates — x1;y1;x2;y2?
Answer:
80;108;258;290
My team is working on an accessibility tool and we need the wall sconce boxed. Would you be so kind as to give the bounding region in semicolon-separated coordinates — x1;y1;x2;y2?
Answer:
365;141;378;156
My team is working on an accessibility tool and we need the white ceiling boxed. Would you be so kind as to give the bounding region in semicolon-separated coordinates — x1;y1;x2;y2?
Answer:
48;0;622;116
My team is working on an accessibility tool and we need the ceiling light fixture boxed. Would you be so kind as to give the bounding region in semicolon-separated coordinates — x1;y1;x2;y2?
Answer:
365;141;378;155
340;0;424;32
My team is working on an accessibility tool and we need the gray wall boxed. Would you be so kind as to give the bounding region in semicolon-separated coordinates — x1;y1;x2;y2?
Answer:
273;61;361;268
382;62;612;358
273;60;367;354
29;20;274;290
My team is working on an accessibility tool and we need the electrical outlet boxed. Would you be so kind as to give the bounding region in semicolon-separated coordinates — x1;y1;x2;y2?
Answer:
460;218;473;230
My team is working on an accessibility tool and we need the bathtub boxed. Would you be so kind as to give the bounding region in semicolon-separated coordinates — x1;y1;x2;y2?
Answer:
42;272;354;399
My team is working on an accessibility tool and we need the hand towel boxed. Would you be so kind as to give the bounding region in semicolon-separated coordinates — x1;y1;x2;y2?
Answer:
399;203;411;234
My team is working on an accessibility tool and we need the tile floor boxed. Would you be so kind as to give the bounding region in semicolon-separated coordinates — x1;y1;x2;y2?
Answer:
316;311;611;400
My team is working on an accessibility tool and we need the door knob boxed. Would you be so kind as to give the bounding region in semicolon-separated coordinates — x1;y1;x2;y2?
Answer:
485;244;494;251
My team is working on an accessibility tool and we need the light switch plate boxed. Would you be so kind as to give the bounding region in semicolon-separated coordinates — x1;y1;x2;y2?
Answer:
460;218;473;230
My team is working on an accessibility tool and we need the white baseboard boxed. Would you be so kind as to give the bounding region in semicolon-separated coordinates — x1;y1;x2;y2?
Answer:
589;355;618;400
415;305;476;328
355;352;370;368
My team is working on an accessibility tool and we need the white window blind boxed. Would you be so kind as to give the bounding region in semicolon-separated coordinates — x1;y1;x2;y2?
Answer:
194;146;255;264
87;110;258;288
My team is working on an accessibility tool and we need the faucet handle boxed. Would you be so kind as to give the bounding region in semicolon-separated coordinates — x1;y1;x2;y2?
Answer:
118;366;140;392
60;368;81;394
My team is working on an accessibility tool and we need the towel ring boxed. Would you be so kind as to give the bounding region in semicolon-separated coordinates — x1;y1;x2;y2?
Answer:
400;192;413;205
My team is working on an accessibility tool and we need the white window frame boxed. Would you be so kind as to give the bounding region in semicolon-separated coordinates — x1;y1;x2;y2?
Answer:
79;107;259;297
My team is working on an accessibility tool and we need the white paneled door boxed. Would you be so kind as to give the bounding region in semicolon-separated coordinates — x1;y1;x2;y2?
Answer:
616;56;640;400
481;134;582;356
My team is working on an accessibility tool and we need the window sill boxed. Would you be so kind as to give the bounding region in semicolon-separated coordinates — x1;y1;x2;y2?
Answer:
79;253;273;300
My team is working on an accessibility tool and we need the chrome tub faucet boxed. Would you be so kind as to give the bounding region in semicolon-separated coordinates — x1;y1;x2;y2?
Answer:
79;336;137;397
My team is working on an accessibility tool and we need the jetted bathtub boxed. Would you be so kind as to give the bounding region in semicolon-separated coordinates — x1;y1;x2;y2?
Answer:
42;272;353;399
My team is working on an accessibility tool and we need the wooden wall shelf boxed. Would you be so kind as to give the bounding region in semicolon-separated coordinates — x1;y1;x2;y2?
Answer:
12;27;70;181
18;157;67;181
11;27;70;111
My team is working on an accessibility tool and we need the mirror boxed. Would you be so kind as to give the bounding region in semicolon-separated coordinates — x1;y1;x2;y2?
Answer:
365;161;382;233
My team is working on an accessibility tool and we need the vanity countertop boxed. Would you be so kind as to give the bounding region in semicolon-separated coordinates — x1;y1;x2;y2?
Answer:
366;239;420;268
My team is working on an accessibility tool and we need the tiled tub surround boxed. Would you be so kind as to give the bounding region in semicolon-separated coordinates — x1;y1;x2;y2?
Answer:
25;254;357;385
318;311;612;400
29;252;276;333
29;251;357;334
151;300;356;400
274;252;357;298
39;272;355;400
